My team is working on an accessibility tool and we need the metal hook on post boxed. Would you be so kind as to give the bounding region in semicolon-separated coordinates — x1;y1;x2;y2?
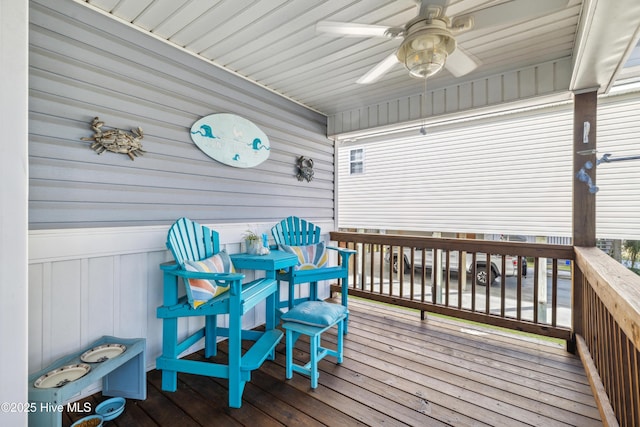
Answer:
576;149;640;193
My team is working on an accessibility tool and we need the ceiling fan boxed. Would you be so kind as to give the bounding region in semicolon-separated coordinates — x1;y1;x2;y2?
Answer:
316;0;569;84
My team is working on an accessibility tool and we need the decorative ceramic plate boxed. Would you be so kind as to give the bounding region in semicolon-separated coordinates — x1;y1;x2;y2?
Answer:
34;363;91;388
80;343;126;363
190;113;270;168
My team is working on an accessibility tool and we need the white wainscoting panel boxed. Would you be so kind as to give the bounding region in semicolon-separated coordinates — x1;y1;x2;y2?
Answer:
28;221;336;400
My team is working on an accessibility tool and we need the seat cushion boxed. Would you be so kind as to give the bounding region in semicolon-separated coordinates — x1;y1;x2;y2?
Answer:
281;301;347;327
279;242;328;270
183;250;235;308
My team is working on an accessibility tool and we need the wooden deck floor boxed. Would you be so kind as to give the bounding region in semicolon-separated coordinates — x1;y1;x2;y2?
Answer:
65;298;602;426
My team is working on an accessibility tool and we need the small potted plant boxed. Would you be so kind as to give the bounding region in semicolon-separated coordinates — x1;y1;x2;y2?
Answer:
243;229;262;255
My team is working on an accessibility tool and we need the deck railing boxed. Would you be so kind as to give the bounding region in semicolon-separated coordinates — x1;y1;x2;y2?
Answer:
330;231;574;340
329;231;640;427
574;246;640;427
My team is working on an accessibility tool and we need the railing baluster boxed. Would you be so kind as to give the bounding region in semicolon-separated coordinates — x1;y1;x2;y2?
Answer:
411;247;417;300
349;240;357;291
330;230;573;339
388;244;394;296
444;249;450;306
517;257;524;321
533;256;539;324
609;311;618;418
471;252;477;312
485;253;491;315
551;259;558;327
616;322;625;424
398;244;402;296
370;243;375;290
631;341;639;426
457;251;463;310
360;242;366;289
377;246;382;294
500;256;507;318
420;248;427;304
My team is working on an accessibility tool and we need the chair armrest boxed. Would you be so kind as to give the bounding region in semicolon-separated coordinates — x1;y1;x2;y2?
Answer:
174;270;245;281
168;269;246;295
326;246;357;256
327;246;356;268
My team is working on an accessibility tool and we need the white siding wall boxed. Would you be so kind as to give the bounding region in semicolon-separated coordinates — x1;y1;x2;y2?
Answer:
29;0;332;230
25;0;338;402
337;91;640;240
596;93;640;239
338;104;574;237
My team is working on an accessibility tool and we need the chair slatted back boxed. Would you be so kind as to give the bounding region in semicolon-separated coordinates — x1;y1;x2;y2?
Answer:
166;217;220;266
272;216;321;246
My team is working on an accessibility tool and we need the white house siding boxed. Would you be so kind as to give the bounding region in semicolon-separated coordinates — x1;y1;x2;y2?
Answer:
27;0;335;400
338;103;575;237
337;90;640;240
595;93;640;239
29;0;332;230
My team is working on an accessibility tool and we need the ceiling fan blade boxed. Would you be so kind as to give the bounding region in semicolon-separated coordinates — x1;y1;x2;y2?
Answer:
357;53;399;84
316;21;393;38
452;0;569;30
445;47;479;77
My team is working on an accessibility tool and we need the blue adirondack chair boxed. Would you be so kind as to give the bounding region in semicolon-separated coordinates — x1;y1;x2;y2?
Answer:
156;218;283;408
271;216;355;331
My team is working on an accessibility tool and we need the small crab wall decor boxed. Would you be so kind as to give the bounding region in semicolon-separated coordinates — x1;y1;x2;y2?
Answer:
296;156;314;182
81;116;145;160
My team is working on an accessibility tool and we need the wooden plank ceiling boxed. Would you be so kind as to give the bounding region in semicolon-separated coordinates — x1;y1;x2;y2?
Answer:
75;0;640;116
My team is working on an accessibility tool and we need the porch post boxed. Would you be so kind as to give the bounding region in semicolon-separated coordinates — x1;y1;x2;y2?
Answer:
573;90;597;247
571;90;597;346
0;1;29;425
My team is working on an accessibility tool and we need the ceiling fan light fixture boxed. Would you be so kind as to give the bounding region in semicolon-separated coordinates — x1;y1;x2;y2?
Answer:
396;21;455;79
404;44;448;78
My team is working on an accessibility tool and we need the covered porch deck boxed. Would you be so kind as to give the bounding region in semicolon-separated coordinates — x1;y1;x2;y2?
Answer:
65;298;600;426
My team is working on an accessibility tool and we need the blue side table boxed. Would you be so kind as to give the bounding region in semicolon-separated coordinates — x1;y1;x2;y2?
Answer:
230;250;298;274
28;336;146;427
230;250;299;330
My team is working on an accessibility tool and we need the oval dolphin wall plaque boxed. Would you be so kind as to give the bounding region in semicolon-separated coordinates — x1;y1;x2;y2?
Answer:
190;113;270;168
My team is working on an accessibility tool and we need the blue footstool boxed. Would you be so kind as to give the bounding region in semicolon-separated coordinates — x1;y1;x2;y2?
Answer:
280;301;347;388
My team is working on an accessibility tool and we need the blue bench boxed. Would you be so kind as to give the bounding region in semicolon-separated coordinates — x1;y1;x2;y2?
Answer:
281;301;347;388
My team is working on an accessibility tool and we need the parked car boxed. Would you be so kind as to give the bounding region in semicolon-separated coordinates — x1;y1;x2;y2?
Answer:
386;247;526;286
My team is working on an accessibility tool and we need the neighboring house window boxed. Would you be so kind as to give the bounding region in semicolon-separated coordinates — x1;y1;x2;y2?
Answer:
350;148;364;175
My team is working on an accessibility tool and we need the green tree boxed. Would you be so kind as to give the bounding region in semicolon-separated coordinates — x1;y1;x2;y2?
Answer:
623;240;640;269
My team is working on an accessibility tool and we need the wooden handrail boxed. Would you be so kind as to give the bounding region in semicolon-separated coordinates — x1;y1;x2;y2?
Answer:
574;246;640;427
331;231;574;259
574;246;640;349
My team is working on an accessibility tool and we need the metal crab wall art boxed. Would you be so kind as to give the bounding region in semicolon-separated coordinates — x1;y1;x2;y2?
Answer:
296;156;314;182
81;116;145;160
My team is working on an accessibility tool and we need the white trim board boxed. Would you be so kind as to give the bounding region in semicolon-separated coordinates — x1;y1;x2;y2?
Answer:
29;220;337;263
